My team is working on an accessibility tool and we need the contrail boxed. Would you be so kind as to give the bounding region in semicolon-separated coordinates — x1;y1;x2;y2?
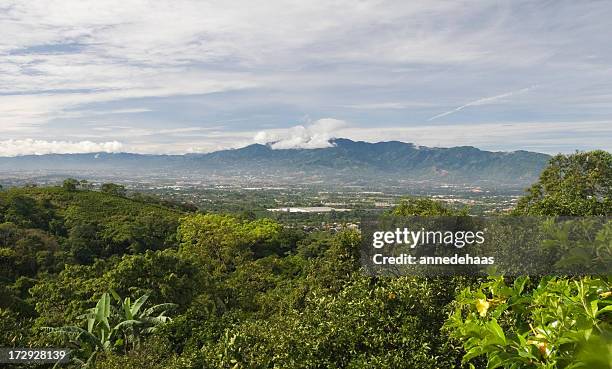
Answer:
428;85;538;121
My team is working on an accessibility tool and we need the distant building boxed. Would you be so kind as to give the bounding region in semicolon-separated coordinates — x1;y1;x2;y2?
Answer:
267;206;351;213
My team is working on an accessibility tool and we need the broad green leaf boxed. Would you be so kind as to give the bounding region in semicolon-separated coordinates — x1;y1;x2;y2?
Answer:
488;319;506;345
590;300;599;316
87;317;95;333
123;298;133;320
95;293;111;332
513;276;529;295
462;346;484;364
596;304;612;317
113;319;142;331
110;289;121;302
131;293;150;317
487;354;503;369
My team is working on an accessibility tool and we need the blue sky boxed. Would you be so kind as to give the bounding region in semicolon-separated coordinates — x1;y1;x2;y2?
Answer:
1;0;611;156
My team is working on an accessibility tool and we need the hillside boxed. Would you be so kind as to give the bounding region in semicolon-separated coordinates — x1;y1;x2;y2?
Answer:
0;187;183;264
0;150;609;368
0;138;551;187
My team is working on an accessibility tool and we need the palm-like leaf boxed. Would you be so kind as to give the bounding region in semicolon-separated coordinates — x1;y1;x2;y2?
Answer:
123;297;133;320
141;303;178;318
130;294;150;318
44;290;177;367
94;293;111;332
113;319;142;331
44;326;104;350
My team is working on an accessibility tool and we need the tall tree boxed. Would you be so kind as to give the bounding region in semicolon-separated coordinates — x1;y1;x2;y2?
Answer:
515;150;611;216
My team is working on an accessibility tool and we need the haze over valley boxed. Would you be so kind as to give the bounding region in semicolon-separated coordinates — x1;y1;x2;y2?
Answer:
0;138;549;190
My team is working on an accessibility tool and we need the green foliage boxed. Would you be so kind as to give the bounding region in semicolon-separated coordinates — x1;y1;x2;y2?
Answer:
45;291;176;367
0;190;55;229
392;196;468;216
32;249;200;329
0;225;64;278
0;307;32;346
1;162;609;369
1;186;181;264
105;250;203;308
178;213;282;276
63;178;80;192
449;151;612;369
446;276;611;369
539;218;612;274
92;336;181;369
100;183;127;197
515;150;612;216
31;261;111;329
196;276;470;369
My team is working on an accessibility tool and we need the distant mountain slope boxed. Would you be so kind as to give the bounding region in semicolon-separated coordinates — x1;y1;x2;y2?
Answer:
0;138;551;187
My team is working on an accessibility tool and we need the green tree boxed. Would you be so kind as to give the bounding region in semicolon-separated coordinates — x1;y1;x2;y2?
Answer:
67;222;104;264
449;150;612;369
101;183;127;197
392;197;468;216
105;250;203;308
515;150;612;216
200;275;467;369
63;178;80;192
0;192;54;229
178;214;281;276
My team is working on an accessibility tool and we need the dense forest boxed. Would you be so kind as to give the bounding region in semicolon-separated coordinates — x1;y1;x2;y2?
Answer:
0;150;610;369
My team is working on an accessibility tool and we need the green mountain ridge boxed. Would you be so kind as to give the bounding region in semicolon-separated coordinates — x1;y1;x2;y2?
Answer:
0;138;551;187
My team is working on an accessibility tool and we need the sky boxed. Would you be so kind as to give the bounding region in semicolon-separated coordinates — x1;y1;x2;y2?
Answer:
1;0;611;156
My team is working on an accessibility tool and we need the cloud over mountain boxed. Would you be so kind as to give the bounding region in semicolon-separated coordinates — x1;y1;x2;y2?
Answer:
0;139;123;157
0;138;551;187
254;119;347;149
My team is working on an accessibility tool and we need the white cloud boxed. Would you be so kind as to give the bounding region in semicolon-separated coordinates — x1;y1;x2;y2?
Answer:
0;139;123;156
3;119;608;156
42;118;608;155
0;77;255;131
1;1;611;153
330;120;612;153
254;118;347;149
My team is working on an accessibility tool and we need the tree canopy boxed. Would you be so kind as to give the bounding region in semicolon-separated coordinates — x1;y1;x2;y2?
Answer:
515;150;611;216
0;152;609;369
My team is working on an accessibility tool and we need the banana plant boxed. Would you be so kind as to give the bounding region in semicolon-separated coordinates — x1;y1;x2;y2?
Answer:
110;290;177;350
45;291;177;368
44;293;120;367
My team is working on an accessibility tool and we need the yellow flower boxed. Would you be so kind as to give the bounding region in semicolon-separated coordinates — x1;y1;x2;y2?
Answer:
599;291;612;299
476;299;490;317
388;292;397;300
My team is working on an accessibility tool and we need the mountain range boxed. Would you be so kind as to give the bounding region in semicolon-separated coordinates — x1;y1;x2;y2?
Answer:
0;138;551;187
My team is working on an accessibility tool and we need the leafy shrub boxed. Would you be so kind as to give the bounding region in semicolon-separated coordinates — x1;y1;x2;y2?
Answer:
446;276;611;369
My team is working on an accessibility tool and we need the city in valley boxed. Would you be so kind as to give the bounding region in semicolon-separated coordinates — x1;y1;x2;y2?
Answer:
0;169;522;233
